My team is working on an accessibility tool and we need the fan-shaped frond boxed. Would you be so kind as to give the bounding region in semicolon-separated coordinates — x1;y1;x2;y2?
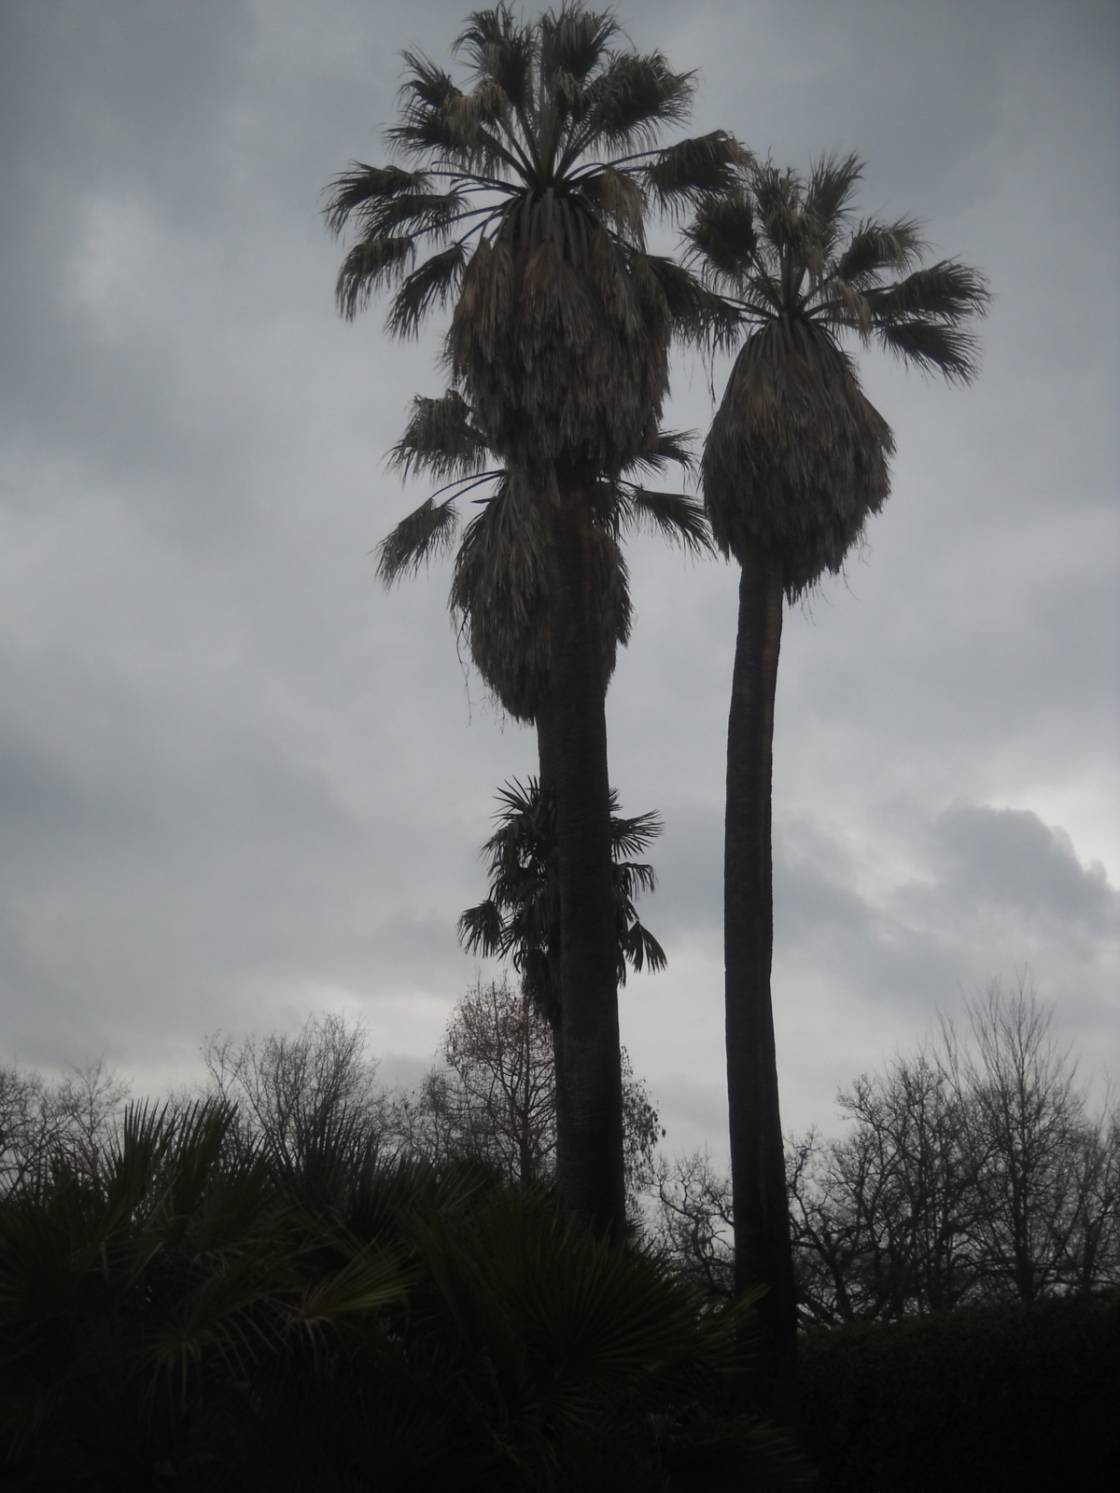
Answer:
642;253;741;349
751;163;805;259
621;489;713;554
683;191;759;287
376;498;462;585
457;898;506;958
642;130;751;214
580;166;646;242
388;242;470;337
609;807;664;858
389;389;491;481
864;259;991;325
803;153;863;243
321;164;431;238
540;5;619;83
363;188;469;240
635;427;696;475
454;5;535;107
335;237;414;320
618;917;667;979
876;318;981;382
580;52;694;152
833;217;927;286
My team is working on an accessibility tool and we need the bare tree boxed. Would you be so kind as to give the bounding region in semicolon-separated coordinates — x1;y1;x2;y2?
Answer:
653;1149;735;1302
956;976;1115;1302
654;976;1118;1322
1;1060;129;1193
201;1012;386;1164
393;977;663;1204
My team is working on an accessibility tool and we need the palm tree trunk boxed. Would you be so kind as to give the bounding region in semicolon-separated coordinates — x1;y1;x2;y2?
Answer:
724;545;797;1411
535;701;572;1188
547;466;625;1240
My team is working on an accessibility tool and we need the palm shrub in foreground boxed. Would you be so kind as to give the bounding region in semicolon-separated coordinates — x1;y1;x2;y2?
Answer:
0;1097;807;1490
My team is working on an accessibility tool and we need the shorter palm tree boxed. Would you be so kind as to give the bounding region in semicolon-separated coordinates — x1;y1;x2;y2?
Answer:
458;776;667;1033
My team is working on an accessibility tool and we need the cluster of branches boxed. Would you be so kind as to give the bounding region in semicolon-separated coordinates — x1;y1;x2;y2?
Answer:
0;1060;129;1194
655;978;1119;1323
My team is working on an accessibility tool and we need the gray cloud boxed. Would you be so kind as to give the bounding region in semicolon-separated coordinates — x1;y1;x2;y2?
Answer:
2;0;1117;1155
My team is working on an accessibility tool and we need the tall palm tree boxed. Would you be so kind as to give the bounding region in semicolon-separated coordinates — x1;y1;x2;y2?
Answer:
325;4;739;1238
686;154;989;1400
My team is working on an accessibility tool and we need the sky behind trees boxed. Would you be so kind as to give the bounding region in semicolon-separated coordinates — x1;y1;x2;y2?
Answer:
2;0;1117;1157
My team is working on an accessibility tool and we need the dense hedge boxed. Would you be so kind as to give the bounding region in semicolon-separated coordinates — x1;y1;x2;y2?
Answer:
797;1290;1120;1491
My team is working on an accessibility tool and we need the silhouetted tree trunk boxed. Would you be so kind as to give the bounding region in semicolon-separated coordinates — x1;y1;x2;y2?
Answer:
548;466;625;1240
535;698;572;1189
724;547;797;1411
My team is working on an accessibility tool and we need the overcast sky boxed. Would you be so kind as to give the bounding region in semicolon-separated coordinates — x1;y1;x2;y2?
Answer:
2;0;1117;1157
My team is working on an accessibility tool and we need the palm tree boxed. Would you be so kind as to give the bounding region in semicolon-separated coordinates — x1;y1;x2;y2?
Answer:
379;389;706;734
325;5;739;1238
458;776;667;1034
686;154;989;1401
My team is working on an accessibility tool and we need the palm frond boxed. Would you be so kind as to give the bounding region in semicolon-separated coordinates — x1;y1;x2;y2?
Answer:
540;5;619;82
683;191;759;287
580;167;646;242
803;153;863;242
609;808;664;859
581;52;694;152
376;498;461;585
751;162;804;258
648;427;696;470
389;389;491;481
833;217;927;286
621;489;713;554
321;164;431;237
335;236;414;321
642;253;741;349
864;259;991;324
387;242;470;337
454;6;535;108
364;188;470;239
388;52;472;163
612;860;658;901
458;899;508;959
619;918;668;979
876;318;982;382
642;131;751;214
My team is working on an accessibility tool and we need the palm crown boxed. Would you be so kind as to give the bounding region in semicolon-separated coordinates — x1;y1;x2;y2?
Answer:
378;389;708;720
691;154;990;596
458;776;667;1029
324;3;743;474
